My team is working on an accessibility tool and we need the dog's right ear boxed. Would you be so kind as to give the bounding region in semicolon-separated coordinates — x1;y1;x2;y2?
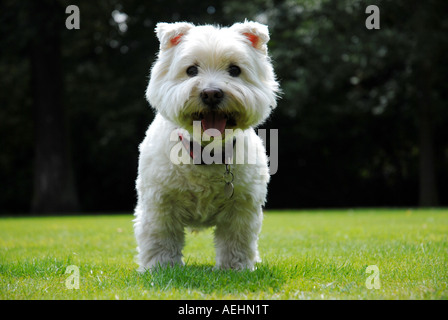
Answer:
155;22;195;50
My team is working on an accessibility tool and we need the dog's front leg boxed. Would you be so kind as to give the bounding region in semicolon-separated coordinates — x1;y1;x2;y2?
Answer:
214;206;263;271
134;212;185;272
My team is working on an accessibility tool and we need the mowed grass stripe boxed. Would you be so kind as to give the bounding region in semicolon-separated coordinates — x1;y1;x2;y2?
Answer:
0;209;447;299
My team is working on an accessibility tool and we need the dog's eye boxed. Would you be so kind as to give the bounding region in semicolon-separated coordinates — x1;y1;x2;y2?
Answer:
228;65;241;77
186;65;199;77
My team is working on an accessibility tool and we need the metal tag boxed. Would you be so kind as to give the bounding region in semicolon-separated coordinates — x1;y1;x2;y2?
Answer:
224;182;234;199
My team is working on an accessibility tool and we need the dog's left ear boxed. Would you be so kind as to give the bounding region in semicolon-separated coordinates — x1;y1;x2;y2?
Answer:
230;20;270;54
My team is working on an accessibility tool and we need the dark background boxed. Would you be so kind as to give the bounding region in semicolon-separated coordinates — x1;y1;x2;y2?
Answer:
1;0;447;215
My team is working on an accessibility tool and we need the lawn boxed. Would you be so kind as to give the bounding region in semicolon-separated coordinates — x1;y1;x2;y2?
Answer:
0;209;447;300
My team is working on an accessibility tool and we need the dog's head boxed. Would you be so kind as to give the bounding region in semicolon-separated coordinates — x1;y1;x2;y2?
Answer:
146;21;280;137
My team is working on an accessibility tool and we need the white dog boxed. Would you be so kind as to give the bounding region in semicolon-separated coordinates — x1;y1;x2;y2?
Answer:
133;21;279;271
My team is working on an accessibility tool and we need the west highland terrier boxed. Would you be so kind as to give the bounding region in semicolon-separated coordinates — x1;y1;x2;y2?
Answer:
134;21;280;271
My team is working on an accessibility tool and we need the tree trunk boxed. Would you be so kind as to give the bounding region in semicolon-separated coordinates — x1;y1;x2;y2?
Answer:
30;0;80;213
417;63;439;207
418;108;439;207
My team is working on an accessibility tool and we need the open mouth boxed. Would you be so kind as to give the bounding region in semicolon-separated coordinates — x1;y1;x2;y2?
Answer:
192;111;237;136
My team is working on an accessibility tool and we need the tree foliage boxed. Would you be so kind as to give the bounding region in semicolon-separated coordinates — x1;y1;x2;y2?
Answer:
0;0;446;213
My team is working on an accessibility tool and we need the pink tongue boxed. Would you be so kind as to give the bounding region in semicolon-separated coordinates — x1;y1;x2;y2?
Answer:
201;113;227;137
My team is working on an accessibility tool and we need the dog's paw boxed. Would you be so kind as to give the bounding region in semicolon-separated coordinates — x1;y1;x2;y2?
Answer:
138;255;184;273
214;260;256;271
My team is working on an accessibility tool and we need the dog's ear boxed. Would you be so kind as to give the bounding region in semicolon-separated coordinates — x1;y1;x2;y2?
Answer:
155;22;195;50
230;20;270;54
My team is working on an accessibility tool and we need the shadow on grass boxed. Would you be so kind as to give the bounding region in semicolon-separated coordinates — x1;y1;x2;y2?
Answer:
138;263;287;294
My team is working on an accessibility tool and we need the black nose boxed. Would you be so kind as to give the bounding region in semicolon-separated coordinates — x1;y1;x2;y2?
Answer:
201;88;224;107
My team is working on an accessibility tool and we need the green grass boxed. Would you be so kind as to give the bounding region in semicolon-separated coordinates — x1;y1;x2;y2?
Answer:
1;209;447;299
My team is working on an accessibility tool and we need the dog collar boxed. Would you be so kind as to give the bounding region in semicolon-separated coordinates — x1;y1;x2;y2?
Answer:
177;131;236;199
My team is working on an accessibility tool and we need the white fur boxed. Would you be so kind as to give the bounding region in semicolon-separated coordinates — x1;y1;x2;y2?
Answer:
134;21;280;271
